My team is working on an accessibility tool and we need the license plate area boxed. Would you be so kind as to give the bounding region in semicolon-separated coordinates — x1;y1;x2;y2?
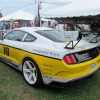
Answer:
90;63;96;70
74;48;99;63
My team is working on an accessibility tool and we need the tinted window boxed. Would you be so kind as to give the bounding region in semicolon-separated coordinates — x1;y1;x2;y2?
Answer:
4;30;26;41
24;34;36;42
36;30;66;42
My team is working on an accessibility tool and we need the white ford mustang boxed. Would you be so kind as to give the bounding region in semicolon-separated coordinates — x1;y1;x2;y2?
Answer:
0;27;100;88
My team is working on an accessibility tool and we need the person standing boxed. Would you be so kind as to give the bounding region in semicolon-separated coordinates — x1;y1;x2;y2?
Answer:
63;24;68;31
84;24;89;31
0;22;2;33
50;21;58;29
14;22;19;29
34;16;39;27
10;19;14;30
48;21;51;27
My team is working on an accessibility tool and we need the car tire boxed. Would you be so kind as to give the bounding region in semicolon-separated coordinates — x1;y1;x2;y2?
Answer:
22;58;42;87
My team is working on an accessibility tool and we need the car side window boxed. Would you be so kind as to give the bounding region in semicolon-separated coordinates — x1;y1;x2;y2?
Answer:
4;31;14;40
24;34;36;42
4;30;26;41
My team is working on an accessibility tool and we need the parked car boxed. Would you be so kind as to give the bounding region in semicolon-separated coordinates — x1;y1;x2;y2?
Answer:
65;23;100;48
0;27;100;88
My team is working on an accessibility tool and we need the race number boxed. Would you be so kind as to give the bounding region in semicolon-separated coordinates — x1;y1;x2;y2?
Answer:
4;47;9;56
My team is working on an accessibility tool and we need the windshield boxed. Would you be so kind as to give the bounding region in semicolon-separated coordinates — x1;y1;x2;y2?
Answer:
36;30;68;42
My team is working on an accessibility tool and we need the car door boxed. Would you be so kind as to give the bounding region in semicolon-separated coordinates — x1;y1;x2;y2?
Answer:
0;30;26;64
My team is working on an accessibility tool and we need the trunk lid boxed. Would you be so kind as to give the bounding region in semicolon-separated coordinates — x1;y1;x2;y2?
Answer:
54;39;98;53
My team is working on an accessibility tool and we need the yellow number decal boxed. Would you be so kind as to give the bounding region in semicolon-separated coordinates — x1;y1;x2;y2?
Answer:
4;47;9;56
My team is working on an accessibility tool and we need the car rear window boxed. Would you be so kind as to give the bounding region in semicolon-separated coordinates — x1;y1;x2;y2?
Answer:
35;30;67;42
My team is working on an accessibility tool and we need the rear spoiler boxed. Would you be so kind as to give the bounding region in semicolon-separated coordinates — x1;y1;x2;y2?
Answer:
82;30;100;43
90;29;100;43
65;32;82;49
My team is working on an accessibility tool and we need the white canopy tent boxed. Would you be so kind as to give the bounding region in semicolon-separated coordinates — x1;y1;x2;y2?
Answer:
0;10;35;21
0;10;51;24
40;0;100;18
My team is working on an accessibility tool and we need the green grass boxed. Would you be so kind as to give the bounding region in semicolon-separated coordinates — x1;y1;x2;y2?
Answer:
0;61;100;100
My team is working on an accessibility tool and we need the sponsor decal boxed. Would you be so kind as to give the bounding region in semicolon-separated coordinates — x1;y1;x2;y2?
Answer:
50;52;59;57
43;63;52;67
43;75;53;79
43;69;52;71
33;49;49;55
33;49;59;57
64;33;73;39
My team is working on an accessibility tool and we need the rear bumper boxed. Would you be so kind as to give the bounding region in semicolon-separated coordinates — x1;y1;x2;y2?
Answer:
69;67;99;82
42;67;100;88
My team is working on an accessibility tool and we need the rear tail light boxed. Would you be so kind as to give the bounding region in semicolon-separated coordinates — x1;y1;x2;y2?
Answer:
63;54;77;64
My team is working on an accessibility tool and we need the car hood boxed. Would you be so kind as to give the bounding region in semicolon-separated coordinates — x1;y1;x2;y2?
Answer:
54;39;97;53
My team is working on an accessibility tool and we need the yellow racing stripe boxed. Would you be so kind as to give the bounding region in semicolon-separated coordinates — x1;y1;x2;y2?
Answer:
66;42;86;50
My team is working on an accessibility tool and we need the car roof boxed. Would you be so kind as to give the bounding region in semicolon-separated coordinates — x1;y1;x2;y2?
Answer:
17;27;55;31
11;27;56;39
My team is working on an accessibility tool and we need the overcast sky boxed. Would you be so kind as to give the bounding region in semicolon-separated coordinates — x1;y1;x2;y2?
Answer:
0;0;77;16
